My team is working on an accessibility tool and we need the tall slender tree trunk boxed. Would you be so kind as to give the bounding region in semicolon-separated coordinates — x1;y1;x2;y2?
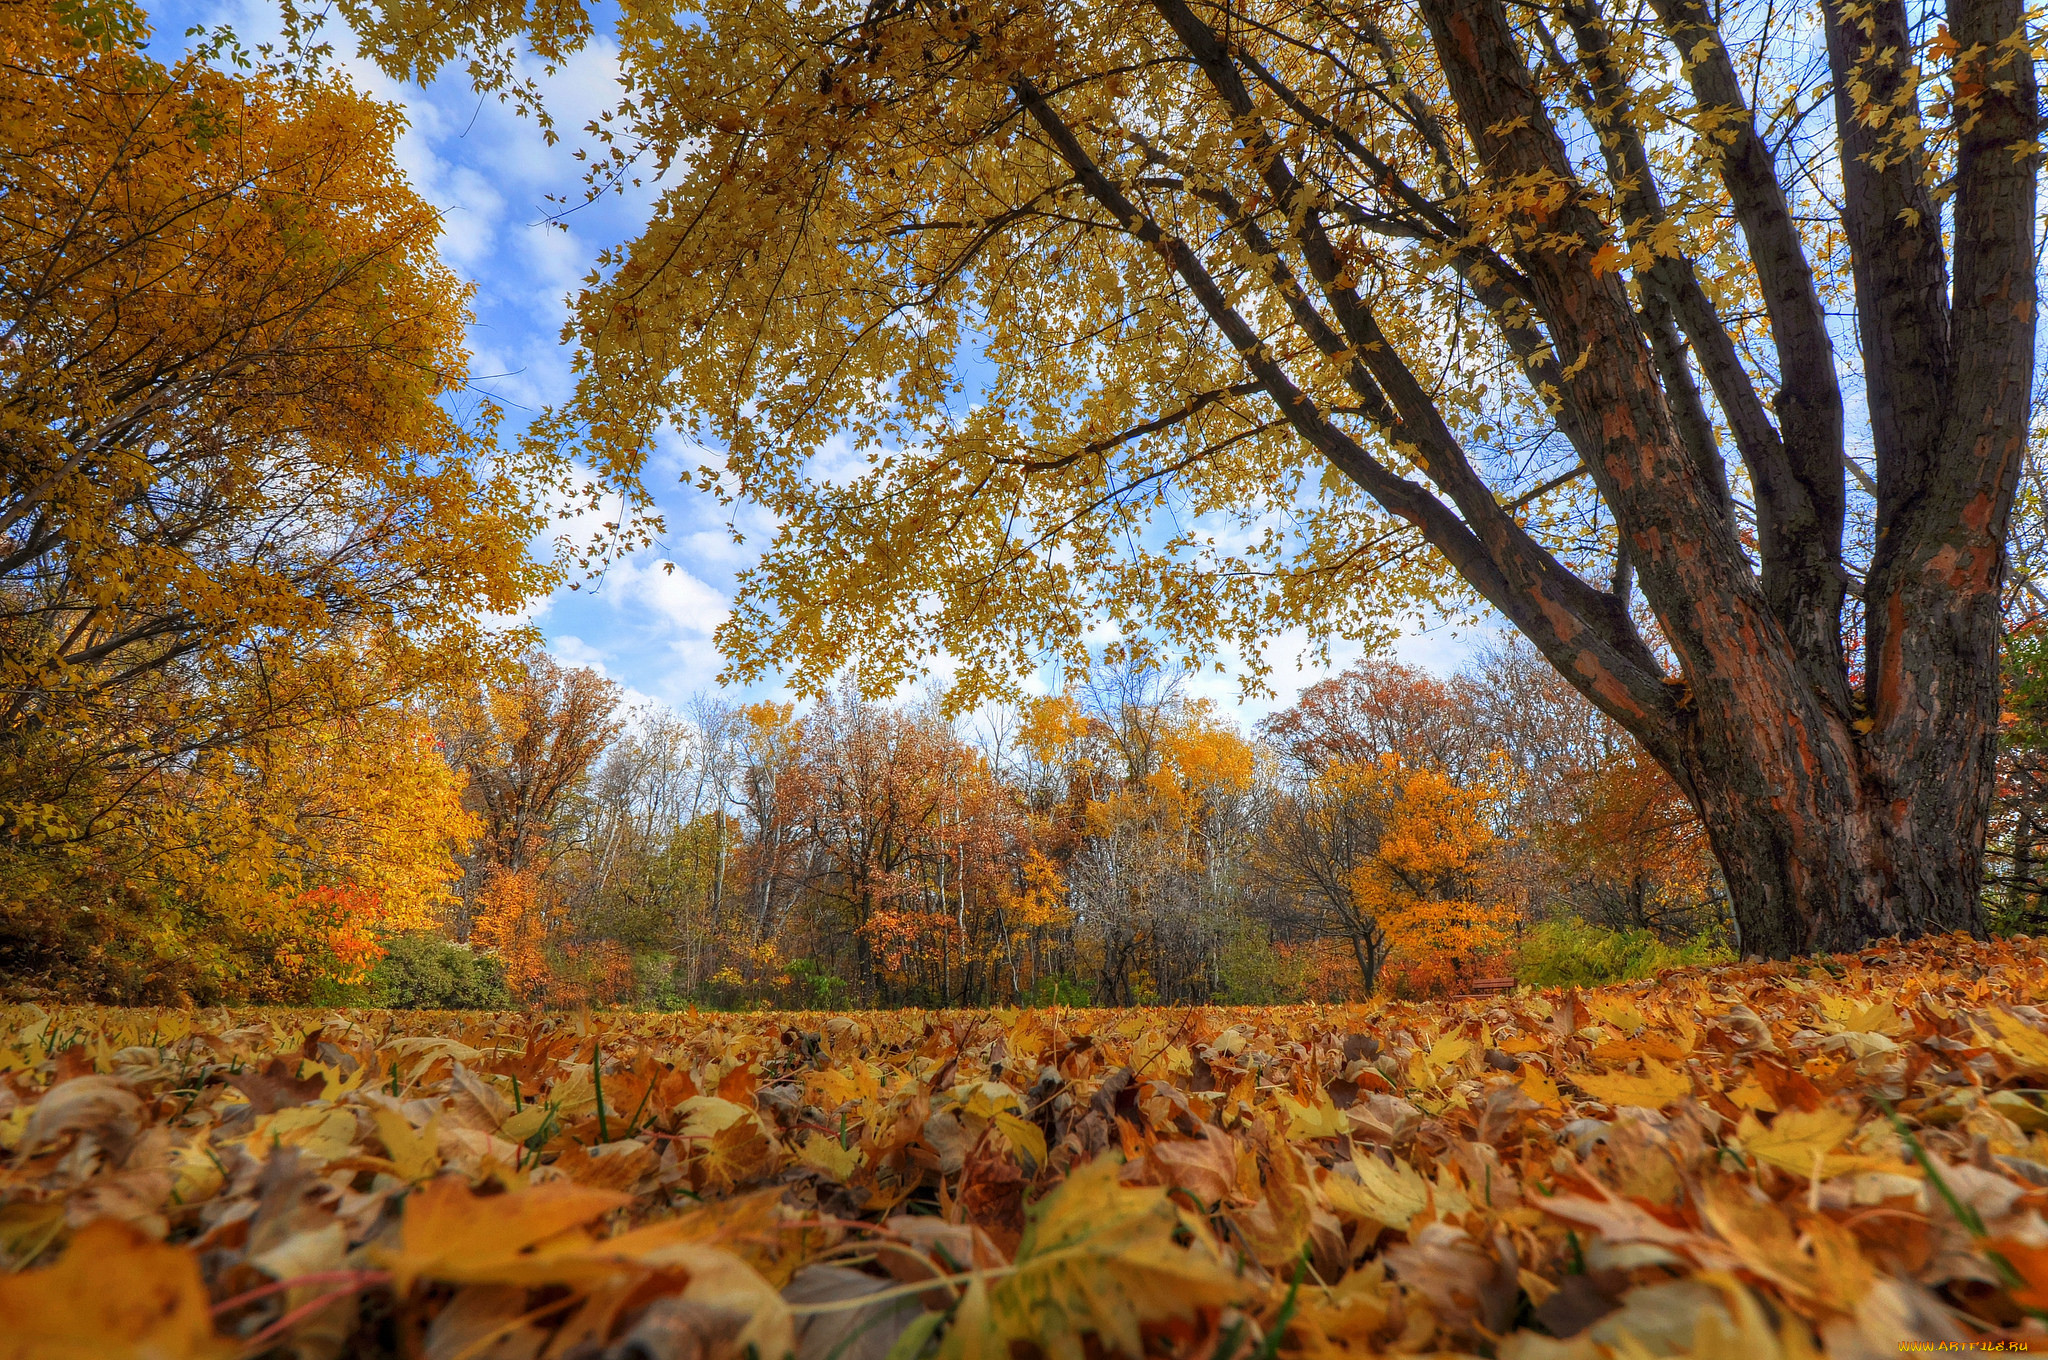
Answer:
1346;929;1375;997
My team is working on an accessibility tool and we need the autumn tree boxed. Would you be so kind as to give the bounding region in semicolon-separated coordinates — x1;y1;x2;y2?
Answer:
1259;763;1391;992
1344;758;1518;994
441;652;623;1000
0;3;554;998
785;688;1025;1004
1464;639;1725;943
0;4;544;810
441;654;623;880
1260;661;1489;782
335;0;2043;956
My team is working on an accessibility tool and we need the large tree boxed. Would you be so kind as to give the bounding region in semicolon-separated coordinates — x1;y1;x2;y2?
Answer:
334;0;2041;954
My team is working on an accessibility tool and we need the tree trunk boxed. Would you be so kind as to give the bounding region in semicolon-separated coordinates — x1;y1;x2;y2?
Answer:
1346;929;1375;997
2012;813;2034;925
1680;698;1995;955
1406;0;2031;954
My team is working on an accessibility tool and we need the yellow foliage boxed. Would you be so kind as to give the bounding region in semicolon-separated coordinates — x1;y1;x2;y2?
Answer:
0;3;546;1000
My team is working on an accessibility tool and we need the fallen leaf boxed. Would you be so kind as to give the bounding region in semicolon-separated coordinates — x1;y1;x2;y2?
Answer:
0;1218;230;1360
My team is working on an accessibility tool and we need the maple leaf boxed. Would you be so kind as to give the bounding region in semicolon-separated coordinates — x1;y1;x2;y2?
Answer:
0;1218;231;1360
798;1130;861;1180
1733;1106;1857;1177
1231;1142;1317;1268
1571;1061;1692;1109
382;1177;631;1292
371;1107;442;1182
1323;1149;1431;1231
1276;1087;1348;1139
992;1110;1048;1169
1699;1178;1876;1311
1148;1125;1241;1205
937;1155;1247;1360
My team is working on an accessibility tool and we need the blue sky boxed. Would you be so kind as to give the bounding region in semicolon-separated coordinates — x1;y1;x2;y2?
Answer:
156;0;1494;719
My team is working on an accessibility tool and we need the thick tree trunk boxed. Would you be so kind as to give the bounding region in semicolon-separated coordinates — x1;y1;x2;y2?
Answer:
1678;683;1995;955
1011;0;2038;961
1408;0;2032;957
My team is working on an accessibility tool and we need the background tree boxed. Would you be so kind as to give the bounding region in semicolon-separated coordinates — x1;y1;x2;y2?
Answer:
1346;759;1518;994
439;653;624;897
0;3;549;999
331;0;2041;956
1258;763;1391;991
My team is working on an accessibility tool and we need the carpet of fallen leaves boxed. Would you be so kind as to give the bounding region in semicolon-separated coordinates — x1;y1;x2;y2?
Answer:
12;937;2048;1360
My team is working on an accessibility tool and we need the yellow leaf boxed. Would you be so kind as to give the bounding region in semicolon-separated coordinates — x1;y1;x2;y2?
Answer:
499;1105;552;1144
1519;1064;1562;1109
1232;1145;1316;1268
798;1130;860;1180
673;1094;756;1137
806;1066;860;1108
1276;1087;1348;1139
1700;1178;1874;1308
381;1177;631;1292
1323;1151;1430;1231
1725;1076;1776;1111
1585;997;1648;1035
373;1107;441;1182
1983;1010;2048;1073
1427;1034;1474;1070
936;1155;1247;1360
248;1107;357;1166
536;1221;795;1357
1573;1061;1691;1109
1735;1107;1856;1177
993;1110;1048;1168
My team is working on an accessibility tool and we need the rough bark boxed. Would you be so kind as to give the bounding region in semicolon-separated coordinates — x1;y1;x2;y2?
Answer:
1406;0;2034;954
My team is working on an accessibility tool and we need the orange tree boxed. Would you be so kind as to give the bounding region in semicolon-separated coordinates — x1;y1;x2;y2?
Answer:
330;0;2041;957
1341;758;1517;995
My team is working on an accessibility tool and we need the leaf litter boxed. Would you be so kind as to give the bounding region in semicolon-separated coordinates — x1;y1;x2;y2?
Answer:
8;935;2048;1358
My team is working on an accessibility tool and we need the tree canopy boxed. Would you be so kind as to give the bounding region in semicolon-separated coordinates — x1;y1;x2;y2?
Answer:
320;0;2042;954
0;3;556;997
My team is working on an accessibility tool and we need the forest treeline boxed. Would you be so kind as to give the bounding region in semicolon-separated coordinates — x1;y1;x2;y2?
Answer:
30;605;2048;1009
414;645;1732;1011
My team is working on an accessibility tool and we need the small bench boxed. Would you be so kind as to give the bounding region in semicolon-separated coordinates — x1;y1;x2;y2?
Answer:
1463;976;1517;997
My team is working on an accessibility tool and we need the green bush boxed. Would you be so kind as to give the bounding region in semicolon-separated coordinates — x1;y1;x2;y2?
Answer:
1515;918;1731;989
785;957;850;1009
1028;974;1096;1006
362;933;513;1009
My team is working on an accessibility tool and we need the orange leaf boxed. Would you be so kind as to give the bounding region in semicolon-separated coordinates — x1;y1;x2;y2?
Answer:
383;1177;631;1291
0;1219;230;1360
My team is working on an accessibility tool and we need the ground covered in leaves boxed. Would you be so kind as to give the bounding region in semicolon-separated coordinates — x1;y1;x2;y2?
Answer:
9;938;2048;1359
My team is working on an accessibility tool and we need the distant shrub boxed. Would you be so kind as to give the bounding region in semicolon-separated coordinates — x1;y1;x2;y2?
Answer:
364;934;513;1009
1379;946;1518;1000
1028;974;1095;1007
785;958;850;1009
1515;918;1731;989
